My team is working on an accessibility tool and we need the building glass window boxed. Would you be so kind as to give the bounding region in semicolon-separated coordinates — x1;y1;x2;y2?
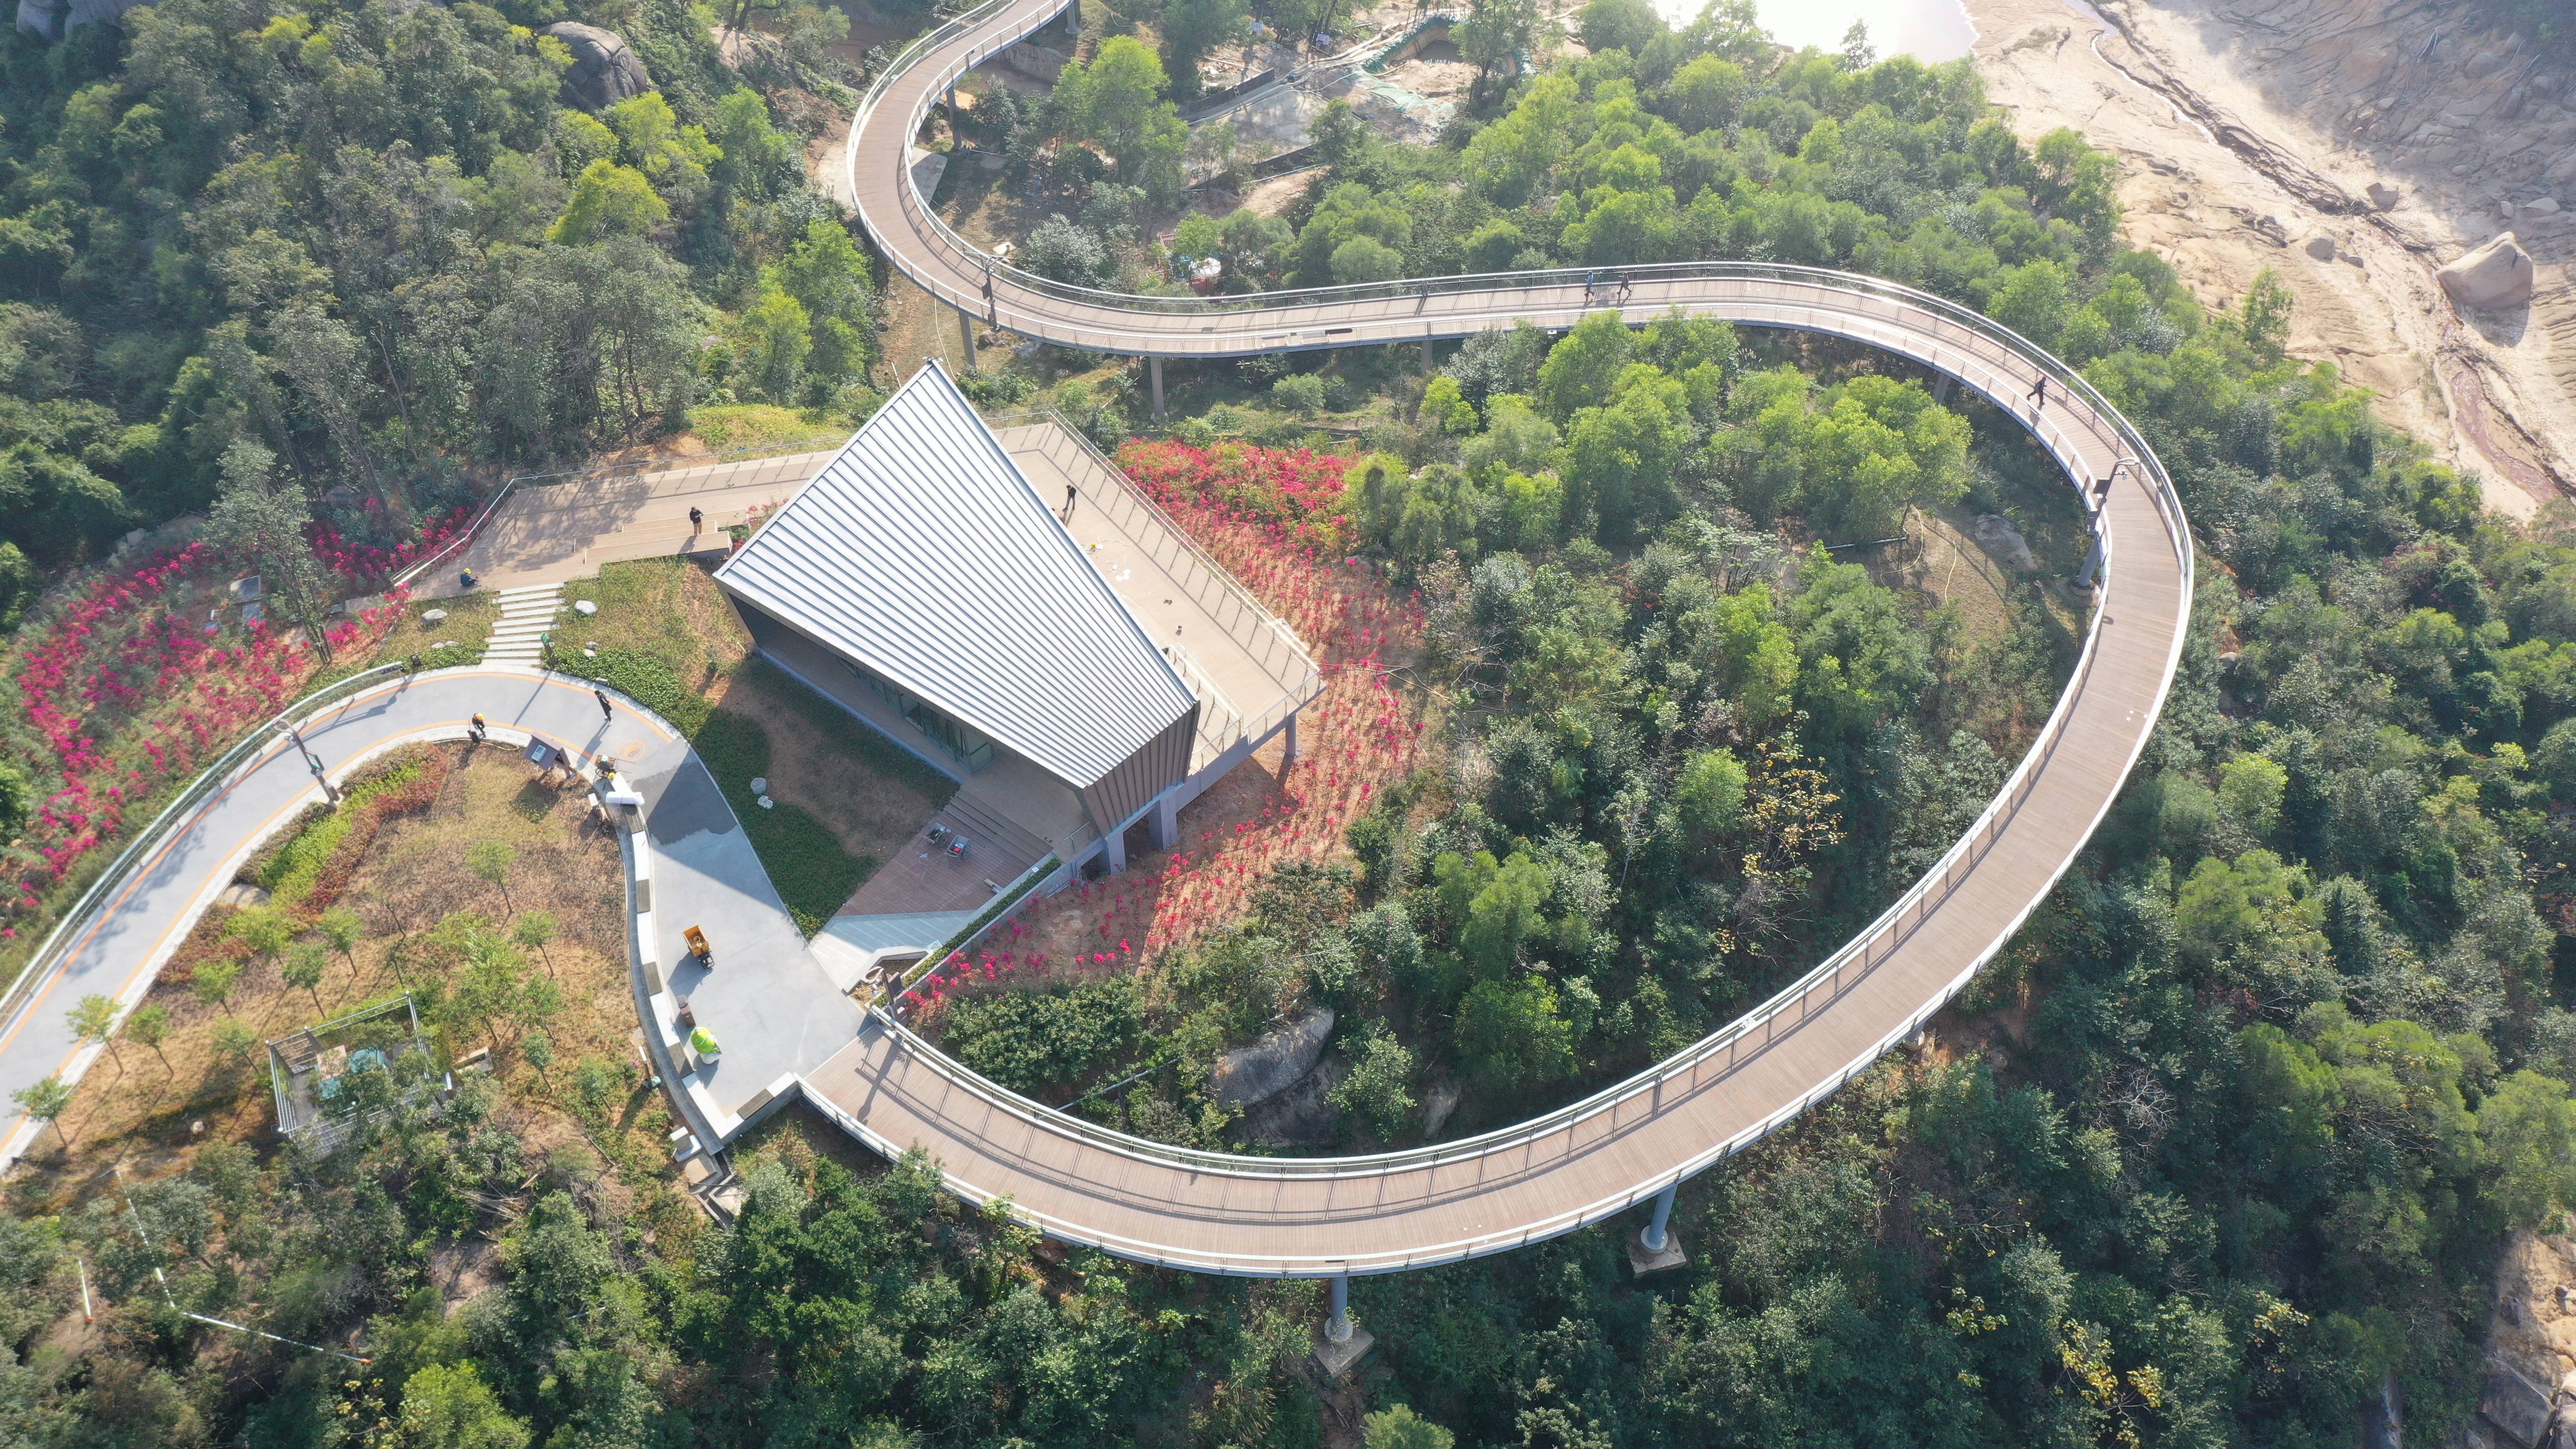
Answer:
845;660;995;773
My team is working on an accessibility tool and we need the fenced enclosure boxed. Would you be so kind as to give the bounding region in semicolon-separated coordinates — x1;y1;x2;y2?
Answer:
267;995;440;1155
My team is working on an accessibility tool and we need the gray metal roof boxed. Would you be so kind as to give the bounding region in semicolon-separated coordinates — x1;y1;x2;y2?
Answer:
713;362;1196;789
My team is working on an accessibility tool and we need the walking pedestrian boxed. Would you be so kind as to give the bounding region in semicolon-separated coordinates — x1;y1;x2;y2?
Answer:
2030;375;2048;411
982;271;997;324
469;712;487;743
595;687;613;721
1062;483;1078;521
689;506;704;532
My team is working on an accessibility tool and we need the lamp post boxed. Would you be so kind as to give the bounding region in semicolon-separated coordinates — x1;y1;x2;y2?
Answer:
285;725;341;805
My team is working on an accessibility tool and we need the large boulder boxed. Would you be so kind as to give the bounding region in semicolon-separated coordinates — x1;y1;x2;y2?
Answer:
2365;181;2402;211
1208;1006;1334;1109
2439;232;2537;309
543;23;653;113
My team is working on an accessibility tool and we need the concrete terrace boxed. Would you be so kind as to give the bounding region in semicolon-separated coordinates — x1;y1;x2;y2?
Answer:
418;449;838;598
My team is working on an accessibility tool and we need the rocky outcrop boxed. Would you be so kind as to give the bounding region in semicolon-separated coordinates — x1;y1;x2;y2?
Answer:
2439;232;2537;310
543;23;653;113
16;0;144;40
1208;1006;1333;1109
2363;181;2400;211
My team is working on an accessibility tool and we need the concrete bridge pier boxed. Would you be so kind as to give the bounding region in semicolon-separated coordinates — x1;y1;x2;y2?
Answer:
1628;1182;1687;1275
1148;356;1165;418
1313;1272;1373;1377
957;306;978;370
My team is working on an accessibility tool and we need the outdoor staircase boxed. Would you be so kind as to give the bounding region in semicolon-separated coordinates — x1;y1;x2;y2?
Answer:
483;584;563;667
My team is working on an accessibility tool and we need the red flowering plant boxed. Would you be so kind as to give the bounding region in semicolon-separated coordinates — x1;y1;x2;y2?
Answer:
307;500;474;588
0;532;409;955
910;443;1431;1026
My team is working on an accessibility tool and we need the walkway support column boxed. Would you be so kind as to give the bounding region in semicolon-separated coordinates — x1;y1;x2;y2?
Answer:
1422;338;1433;374
1148;790;1180;850
1281;710;1298;770
1148;356;1165;419
958;306;978;370
1628;1182;1687;1275
1312;1271;1374;1377
1102;824;1127;874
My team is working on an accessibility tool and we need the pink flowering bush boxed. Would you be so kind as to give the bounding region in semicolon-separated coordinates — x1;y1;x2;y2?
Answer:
904;443;1429;1022
307;503;474;587
1115;440;1355;557
2;537;408;937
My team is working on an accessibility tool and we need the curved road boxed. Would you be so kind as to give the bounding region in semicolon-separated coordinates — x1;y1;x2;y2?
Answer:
0;5;2190;1284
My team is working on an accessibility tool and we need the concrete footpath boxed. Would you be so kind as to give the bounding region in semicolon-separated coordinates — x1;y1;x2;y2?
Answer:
0;666;856;1168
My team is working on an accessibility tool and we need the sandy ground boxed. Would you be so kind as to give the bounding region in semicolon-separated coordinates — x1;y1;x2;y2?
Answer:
1964;0;2575;516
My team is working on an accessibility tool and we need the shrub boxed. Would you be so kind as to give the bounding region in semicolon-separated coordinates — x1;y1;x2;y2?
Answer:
1024;215;1111;287
942;978;1146;1097
1272;373;1328;415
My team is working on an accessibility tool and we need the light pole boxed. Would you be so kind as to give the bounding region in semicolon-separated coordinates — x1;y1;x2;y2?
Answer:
285;725;341;805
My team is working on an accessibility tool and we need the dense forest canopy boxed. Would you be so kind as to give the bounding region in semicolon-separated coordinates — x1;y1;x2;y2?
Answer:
0;0;874;605
5;0;2576;1445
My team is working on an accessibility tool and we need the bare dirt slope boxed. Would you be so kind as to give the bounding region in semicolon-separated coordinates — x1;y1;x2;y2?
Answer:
1964;0;2575;516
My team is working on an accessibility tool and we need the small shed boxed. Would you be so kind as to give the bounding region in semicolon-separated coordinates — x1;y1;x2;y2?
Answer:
266;996;438;1156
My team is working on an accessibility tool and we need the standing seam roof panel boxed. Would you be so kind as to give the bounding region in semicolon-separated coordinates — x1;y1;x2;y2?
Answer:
713;362;1198;788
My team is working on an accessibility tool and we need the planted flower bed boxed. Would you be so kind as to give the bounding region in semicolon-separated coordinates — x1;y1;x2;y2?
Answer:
903;442;1431;1016
0;541;405;980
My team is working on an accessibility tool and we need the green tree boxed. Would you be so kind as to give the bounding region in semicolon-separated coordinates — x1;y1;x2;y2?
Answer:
9;1077;73;1153
320;905;364;979
210;1017;259;1070
2217;752;2288;837
283;942;330;1015
1458;0;1544;108
1364;1404;1457;1449
513;911;559;977
770;218;875;388
467;841;519;914
67;994;124;1071
124;1003;172;1071
393;1361;532;1449
2239;268;2294;363
205;442;335;657
1056;38;1189;196
1328;1029;1417;1140
191;956;245;1012
2480;1071;2576;1231
1675;748;1748;846
1454;976;1576;1089
728;282;813;402
548;161;668;245
1160;0;1248;96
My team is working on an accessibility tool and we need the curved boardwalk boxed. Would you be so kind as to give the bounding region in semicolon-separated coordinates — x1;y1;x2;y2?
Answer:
805;1;2197;1274
2;1;2190;1283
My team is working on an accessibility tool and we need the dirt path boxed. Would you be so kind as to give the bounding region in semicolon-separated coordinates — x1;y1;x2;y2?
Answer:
1963;0;2575;515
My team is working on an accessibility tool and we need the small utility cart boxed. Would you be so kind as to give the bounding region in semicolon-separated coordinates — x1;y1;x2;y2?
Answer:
683;925;713;967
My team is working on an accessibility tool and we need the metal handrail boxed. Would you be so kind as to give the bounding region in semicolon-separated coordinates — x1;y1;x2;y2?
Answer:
0;663;410;1037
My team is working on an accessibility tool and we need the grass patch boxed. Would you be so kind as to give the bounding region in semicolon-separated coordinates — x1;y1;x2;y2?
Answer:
736;655;955;806
366;595;495;670
694;711;877;934
683;404;847;451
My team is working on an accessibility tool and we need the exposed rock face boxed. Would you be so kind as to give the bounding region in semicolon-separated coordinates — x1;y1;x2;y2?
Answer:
2439;232;2537;310
543;23;653;113
1208;1006;1333;1109
16;0;144;40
